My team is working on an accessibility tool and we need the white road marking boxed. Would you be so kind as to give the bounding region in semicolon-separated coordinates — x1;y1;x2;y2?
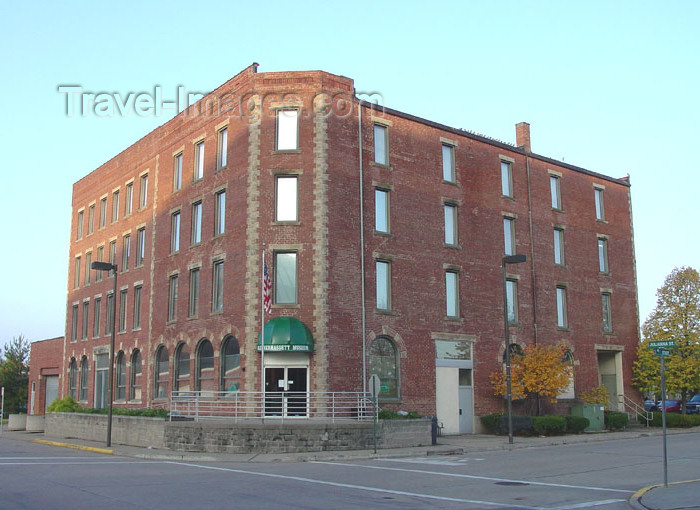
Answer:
549;500;626;509
164;460;543;509
0;456;105;460
312;461;634;494
0;461;159;466
383;456;484;465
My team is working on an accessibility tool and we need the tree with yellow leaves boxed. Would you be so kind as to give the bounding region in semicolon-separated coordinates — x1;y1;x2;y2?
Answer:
633;267;700;412
490;342;573;415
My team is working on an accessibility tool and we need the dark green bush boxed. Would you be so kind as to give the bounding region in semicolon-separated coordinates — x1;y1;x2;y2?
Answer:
46;396;82;413
480;413;505;433
378;409;421;420
46;398;168;419
480;414;533;435
565;415;590;433
533;415;567;435
649;413;700;427
604;411;629;430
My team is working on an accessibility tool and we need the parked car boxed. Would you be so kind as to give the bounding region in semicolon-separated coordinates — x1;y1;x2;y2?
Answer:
644;400;656;411
652;400;681;413
686;394;700;414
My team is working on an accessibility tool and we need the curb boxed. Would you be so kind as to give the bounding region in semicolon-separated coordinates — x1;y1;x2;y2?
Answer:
628;478;700;510
31;439;114;455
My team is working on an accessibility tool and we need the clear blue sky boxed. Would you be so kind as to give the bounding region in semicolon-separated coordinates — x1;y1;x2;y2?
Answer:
1;0;698;349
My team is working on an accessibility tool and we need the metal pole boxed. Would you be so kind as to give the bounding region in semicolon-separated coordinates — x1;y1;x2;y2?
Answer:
661;355;668;488
1;387;4;437
373;395;377;454
106;265;117;447
503;262;513;445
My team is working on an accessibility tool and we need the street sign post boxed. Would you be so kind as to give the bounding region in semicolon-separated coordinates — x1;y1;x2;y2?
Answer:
368;375;381;454
648;340;674;488
649;340;676;349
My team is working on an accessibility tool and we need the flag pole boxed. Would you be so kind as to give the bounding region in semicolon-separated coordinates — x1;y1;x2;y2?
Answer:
261;247;266;422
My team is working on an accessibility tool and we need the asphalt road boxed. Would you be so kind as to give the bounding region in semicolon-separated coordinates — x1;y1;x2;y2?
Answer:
1;432;698;509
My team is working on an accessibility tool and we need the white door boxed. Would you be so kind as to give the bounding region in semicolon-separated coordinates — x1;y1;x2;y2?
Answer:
44;376;59;412
458;369;474;434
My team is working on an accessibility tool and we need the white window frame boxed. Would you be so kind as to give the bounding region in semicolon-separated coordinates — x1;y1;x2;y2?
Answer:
217;127;228;169
194;141;204;181
275;176;298;222
444;203;457;246
276;109;299;151
550;175;562;210
554;227;565;265
442;144;455;182
374;124;388;165
376;259;391;311
215;189;226;235
506;278;518;324
556;286;568;328
375;188;390;233
501;161;513;198
139;173;148;208
503;217;515;256
445;270;459;318
598;237;609;273
171;211;180;253
191;201;202;245
274;251;298;305
594;187;605;221
602;292;613;333
212;260;224;313
174;153;183;191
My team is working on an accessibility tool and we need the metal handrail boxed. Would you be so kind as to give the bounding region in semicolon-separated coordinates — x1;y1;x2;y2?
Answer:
169;391;374;423
622;394;652;426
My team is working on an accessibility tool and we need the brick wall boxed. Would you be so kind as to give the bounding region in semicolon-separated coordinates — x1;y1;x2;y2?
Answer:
27;337;64;415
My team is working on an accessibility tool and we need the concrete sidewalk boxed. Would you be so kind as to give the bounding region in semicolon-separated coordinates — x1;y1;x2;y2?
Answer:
4;426;699;509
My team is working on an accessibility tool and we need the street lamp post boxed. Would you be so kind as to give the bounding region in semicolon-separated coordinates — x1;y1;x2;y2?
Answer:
91;261;117;447
502;254;526;445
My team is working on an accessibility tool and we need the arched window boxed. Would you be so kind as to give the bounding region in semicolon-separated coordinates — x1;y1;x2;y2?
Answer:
79;356;89;402
174;343;190;392
130;350;142;401
68;358;77;400
220;335;240;392
154;346;169;399
115;352;126;401
196;339;214;392
369;336;399;399
559;350;575;399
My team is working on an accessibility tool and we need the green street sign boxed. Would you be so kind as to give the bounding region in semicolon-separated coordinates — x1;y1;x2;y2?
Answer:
649;340;676;349
654;349;671;357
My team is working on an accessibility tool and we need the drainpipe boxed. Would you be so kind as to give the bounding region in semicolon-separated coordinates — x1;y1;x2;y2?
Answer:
358;98;367;394
525;154;539;345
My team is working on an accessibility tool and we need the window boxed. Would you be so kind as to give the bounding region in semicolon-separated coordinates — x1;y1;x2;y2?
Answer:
221;336;240;392
174;153;183;191
71;304;78;341
275;176;298;222
501;161;513;198
122;234;130;271
274;252;297;305
445;271;459;318
594;187;605;221
171;211;180;253
74;256;81;289
77;210;84;240
188;268;200;317
139;173;148;208
554;228;565;265
217;127;228;169
85;251;92;285
442;144;455;182
550;175;561;210
215;189;226;235
194;141;204;180
598;238;609;273
130;350;142;401
191;201;202;245
109;240;117;276
369;337;398;399
375;188;390;233
125;182;133;216
506;279;518;324
115;352;126;401
112;190;119;222
154;346;169;399
96;246;104;282
556;286;568;328
373;124;388;165
136;227;145;266
503;217;515;256
559;350;575;399
168;274;178;321
93;297;101;338
88;204;95;235
133;285;142;329
196;340;215;392
376;260;391;311
212;261;224;312
174;344;190;392
79;357;88;402
444;204;457;245
276;109;298;150
602;292;613;333
99;197;107;228
118;288;127;332
82;301;89;339
68;359;77;399
105;292;114;335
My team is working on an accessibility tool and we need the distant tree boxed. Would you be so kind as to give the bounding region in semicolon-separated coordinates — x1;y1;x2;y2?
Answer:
0;335;31;414
490;342;573;416
633;267;700;412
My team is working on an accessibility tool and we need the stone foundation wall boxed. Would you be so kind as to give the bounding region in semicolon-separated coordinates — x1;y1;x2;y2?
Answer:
45;413;166;448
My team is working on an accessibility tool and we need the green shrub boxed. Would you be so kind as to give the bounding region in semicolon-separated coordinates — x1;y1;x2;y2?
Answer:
604;411;629;430
649;413;700;427
378;409;421;420
480;414;533;435
565;415;590;433
46;396;82;413
533;415;567;435
480;413;505;433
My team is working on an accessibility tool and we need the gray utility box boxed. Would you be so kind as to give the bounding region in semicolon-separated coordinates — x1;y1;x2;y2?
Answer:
571;404;605;431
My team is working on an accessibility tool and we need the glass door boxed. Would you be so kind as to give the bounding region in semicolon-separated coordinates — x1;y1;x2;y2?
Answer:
264;367;308;417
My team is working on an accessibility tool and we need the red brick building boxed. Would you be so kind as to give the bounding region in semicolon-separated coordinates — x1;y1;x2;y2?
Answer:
60;64;639;433
27;337;64;415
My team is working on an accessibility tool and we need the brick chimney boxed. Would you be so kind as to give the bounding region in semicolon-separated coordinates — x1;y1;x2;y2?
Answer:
516;122;531;152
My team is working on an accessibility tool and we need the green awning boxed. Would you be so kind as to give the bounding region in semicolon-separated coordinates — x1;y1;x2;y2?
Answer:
257;317;314;353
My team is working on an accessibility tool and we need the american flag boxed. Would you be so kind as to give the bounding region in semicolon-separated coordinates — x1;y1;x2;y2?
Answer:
263;261;272;314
